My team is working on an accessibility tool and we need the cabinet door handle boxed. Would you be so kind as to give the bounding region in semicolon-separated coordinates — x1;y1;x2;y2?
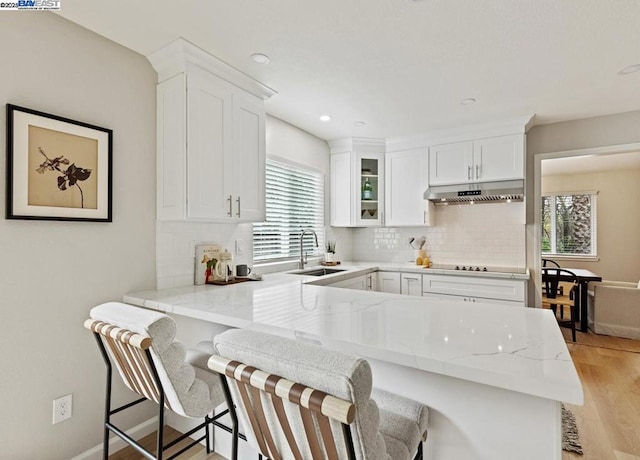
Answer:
476;164;480;180
227;195;233;217
367;275;372;290
236;196;241;218
467;165;472;180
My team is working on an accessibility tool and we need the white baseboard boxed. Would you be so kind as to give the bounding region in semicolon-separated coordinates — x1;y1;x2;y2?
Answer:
71;416;159;460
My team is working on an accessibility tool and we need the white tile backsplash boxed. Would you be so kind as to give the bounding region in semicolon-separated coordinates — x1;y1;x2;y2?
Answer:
156;221;254;289
156;203;524;288
351;203;526;268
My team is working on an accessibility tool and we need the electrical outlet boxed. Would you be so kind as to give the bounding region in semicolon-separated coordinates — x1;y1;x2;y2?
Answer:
52;394;72;424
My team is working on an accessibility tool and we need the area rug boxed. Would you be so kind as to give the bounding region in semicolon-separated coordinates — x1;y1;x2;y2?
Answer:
562;404;583;455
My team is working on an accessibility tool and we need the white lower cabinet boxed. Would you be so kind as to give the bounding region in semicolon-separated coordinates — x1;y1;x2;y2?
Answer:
422;274;526;307
377;272;401;294
330;273;377;291
401;273;423;296
329;275;367;290
365;273;377;292
326;271;526;306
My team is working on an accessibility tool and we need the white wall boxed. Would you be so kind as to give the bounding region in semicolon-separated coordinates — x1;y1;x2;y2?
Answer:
352;203;526;268
266;116;352;263
526;110;640;304
0;13;157;459
542;169;640;282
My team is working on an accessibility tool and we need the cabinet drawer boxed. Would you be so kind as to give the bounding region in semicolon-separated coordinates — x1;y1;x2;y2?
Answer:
423;292;524;307
422;274;525;302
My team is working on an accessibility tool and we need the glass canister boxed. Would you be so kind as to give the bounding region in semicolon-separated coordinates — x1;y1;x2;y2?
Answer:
215;249;234;282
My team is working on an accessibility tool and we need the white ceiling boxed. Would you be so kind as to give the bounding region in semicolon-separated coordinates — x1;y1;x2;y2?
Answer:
542;151;640;176
56;0;640;142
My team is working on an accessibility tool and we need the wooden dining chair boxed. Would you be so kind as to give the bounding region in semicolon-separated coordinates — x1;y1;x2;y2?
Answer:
542;258;561;268
209;328;429;460
542;259;565;316
542;268;579;342
85;302;230;460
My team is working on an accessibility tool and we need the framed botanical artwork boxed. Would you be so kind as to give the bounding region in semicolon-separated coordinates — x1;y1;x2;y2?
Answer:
6;104;112;222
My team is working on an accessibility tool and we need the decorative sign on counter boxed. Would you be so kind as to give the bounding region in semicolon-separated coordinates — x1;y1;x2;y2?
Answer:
194;243;221;285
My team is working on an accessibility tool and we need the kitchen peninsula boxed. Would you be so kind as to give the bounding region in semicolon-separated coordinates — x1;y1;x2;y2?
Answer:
125;265;582;460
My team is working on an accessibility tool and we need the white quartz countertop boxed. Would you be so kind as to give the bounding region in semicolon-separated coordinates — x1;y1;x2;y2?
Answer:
125;265;581;405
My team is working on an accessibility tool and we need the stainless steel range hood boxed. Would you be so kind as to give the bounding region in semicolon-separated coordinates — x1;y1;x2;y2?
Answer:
424;179;524;204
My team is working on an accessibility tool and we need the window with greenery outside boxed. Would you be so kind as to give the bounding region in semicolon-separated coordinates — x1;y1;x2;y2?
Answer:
542;194;594;255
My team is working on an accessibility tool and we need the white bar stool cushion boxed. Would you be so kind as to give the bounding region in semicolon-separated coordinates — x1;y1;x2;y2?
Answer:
90;302;225;418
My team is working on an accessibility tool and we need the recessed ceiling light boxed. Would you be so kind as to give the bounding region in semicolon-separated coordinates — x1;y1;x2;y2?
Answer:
461;98;476;105
250;53;270;64
354;121;366;127
320;115;331;122
619;64;640;75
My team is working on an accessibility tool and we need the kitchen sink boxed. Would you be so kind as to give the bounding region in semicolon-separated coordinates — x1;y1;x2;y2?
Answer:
291;268;346;277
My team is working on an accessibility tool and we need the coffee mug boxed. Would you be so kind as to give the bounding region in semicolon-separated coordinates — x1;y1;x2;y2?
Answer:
236;264;252;277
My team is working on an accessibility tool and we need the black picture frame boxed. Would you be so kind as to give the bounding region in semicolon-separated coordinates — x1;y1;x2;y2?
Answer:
6;104;112;222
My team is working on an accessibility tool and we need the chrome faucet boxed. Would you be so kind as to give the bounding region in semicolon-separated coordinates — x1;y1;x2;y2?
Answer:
299;228;319;269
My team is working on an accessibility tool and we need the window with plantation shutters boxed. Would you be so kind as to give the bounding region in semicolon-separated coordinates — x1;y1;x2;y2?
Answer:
253;160;324;262
542;193;596;256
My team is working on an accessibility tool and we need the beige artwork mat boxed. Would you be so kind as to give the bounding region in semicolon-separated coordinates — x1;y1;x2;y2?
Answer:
28;125;98;209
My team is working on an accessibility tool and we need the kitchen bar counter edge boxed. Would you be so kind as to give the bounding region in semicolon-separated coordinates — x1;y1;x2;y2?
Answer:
124;264;579;404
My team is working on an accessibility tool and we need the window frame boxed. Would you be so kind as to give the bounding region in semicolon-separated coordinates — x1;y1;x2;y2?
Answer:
541;190;598;258
252;157;325;265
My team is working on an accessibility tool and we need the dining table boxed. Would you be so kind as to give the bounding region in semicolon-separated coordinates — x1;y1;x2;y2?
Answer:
557;267;602;332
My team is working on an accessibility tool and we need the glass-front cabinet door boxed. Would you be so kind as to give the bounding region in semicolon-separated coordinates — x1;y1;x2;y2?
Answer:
355;152;384;226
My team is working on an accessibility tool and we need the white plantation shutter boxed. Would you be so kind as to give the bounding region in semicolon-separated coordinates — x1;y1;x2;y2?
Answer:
253;160;324;262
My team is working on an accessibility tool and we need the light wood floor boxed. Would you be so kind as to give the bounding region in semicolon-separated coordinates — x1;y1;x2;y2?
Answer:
110;330;640;460
108;426;225;460
562;329;640;460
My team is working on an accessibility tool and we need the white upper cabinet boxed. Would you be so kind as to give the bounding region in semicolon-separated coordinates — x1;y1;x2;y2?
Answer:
330;152;352;226
472;135;524;183
385;148;433;226
149;39;274;222
428;141;473;185
355;152;385;227
185;65;233;220
232;90;266;221
429;134;524;186
329;138;385;227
